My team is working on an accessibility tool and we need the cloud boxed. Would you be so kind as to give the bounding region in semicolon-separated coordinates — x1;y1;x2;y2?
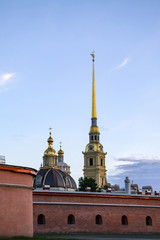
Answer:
0;73;15;87
116;57;129;69
107;156;160;190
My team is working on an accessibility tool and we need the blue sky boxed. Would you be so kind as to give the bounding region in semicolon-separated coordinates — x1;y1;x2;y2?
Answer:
1;0;160;190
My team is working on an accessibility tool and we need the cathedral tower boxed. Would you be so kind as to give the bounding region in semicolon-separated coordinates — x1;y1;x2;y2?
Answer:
83;53;107;188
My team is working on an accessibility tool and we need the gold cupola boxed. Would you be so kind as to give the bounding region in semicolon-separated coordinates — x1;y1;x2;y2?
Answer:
42;130;57;168
58;143;64;156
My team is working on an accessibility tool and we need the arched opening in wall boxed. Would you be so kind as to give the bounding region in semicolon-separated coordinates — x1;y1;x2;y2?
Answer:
121;215;128;225
91;136;93;141
68;214;75;224
89;158;93;166
95;135;97;140
38;214;45;224
101;159;103;166
146;216;152;226
96;215;102;225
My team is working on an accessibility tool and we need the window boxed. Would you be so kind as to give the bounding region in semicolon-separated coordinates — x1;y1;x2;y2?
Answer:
146;216;152;226
38;214;45;225
95;135;97;140
91;136;93;141
101;178;103;186
68;214;75;224
89;158;93;166
96;215;102;225
89;145;94;152
101;159;103;166
122;215;128;225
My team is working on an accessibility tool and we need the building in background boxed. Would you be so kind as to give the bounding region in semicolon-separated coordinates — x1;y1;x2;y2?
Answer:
34;131;77;191
0;155;5;164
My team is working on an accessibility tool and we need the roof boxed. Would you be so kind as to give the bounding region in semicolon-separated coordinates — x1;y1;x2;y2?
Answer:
34;167;77;190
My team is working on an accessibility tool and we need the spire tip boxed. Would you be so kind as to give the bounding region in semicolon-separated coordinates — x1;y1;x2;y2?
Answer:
90;50;95;61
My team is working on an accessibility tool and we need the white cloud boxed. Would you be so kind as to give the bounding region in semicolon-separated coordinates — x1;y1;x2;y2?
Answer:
0;73;15;87
116;57;129;69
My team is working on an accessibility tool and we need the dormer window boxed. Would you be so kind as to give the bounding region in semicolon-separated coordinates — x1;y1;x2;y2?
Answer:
89;145;94;152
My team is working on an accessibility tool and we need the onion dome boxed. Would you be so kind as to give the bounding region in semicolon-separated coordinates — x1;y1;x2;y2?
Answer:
57;143;71;175
44;131;57;156
42;130;57;168
34;168;77;190
58;144;64;156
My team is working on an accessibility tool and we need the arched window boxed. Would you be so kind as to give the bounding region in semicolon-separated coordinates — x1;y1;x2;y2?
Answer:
38;214;45;224
68;214;75;224
89;158;93;166
122;215;128;225
95;135;97;140
91;136;93;141
101;159;103;166
96;215;102;225
146;216;152;226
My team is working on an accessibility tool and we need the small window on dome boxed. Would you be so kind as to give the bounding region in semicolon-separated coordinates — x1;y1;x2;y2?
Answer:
36;175;43;186
89;145;94;152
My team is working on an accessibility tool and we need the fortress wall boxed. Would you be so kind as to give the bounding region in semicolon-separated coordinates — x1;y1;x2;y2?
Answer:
33;191;160;234
0;164;36;238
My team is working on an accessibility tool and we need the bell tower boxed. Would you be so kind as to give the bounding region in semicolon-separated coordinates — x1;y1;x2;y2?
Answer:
83;53;107;188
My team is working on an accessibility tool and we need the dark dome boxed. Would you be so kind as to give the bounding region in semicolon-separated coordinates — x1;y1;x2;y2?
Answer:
34;168;77;190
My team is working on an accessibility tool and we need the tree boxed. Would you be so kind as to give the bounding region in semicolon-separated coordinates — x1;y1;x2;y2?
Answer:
78;177;98;192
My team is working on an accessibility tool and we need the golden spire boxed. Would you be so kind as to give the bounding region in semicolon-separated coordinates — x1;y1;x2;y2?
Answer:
91;52;97;118
89;52;99;134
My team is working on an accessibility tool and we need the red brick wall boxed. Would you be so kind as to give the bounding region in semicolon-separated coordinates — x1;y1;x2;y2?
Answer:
33;191;160;234
0;164;36;238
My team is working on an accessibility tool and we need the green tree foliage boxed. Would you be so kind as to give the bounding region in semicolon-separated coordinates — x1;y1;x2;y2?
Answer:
78;177;98;192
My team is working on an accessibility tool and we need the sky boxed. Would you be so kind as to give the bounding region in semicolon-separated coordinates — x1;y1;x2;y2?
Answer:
1;0;160;190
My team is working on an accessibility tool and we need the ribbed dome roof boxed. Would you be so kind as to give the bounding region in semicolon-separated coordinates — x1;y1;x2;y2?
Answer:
34;168;77;190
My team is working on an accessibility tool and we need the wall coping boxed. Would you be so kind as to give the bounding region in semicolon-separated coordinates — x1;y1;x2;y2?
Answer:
0;164;37;176
33;190;160;201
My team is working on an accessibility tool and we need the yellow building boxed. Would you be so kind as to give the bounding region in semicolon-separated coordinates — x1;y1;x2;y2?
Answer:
83;53;107;188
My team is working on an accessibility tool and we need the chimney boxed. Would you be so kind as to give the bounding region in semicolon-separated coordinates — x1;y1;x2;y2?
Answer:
125;176;130;194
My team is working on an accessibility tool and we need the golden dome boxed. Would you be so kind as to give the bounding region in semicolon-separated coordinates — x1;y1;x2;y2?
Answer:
58;142;64;156
58;149;64;155
90;125;100;133
44;148;57;156
44;130;57;156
